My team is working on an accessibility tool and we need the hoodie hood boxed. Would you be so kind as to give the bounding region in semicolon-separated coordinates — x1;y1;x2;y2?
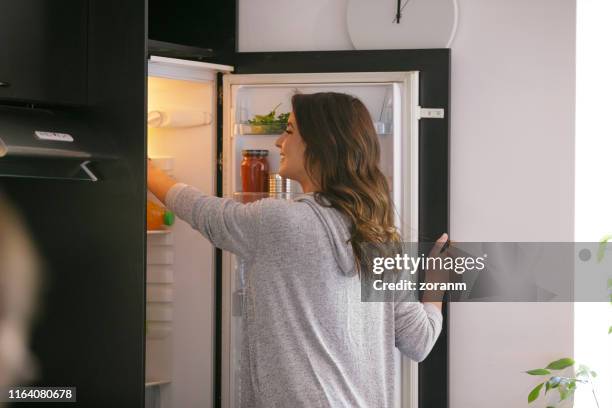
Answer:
295;194;356;276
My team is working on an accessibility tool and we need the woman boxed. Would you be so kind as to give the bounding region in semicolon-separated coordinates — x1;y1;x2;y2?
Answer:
148;92;447;407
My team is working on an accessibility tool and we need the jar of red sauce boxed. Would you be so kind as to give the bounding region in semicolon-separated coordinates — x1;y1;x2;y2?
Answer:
240;149;269;193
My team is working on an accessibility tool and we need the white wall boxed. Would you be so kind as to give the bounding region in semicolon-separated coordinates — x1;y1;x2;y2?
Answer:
575;1;612;406
448;1;575;407
239;1;576;406
239;0;353;51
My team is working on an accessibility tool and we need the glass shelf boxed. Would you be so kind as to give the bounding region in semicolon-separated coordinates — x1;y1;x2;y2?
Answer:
234;123;286;136
230;191;305;203
233;122;391;136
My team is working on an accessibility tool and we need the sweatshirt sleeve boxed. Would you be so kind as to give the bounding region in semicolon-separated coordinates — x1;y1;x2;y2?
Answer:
165;183;263;260
394;301;443;362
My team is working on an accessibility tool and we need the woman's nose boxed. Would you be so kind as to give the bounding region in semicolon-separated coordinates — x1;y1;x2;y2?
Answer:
274;133;285;149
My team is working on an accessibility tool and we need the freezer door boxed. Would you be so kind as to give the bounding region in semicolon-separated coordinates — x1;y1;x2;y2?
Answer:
220;71;420;408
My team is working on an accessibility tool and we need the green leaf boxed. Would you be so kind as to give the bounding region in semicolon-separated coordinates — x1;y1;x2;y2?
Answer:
528;383;544;403
591;371;597;377
270;103;282;115
608;278;612;288
526;368;551;375
608;326;612;334
546;358;575;370
597;235;612;262
561;385;577;401
559;385;569;400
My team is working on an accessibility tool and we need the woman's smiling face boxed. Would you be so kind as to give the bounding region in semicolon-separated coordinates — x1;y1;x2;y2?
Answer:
275;112;309;186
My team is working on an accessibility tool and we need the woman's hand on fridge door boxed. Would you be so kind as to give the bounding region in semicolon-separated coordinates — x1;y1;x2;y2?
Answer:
421;233;450;312
147;158;178;204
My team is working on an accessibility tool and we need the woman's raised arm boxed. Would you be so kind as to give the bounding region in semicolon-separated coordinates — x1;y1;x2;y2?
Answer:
147;159;179;204
147;159;265;260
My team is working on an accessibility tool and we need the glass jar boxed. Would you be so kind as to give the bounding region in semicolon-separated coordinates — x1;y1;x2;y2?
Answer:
240;149;269;193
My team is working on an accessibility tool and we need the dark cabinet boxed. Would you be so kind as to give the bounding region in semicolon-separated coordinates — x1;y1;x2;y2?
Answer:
0;0;88;106
149;0;236;64
2;1;146;406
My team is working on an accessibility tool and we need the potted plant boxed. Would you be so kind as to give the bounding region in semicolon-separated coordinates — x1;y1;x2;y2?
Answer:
524;235;612;407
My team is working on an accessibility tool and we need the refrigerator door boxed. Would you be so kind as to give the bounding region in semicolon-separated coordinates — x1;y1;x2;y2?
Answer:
146;56;233;408
220;71;420;408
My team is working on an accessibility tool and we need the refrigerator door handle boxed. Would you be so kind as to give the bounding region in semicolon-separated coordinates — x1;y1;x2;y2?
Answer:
417;107;445;119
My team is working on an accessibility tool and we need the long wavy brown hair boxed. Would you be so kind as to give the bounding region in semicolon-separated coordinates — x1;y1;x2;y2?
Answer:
291;92;400;273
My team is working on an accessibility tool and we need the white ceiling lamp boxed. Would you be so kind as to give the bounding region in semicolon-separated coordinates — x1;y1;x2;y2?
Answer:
346;0;458;49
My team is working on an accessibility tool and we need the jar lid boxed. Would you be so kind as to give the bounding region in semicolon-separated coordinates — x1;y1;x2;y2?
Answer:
241;149;269;157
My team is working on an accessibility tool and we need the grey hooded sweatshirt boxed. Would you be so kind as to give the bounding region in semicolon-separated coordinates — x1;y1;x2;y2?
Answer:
166;183;443;408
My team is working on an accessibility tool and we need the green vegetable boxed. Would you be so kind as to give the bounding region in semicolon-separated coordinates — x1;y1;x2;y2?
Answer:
277;112;290;123
248;103;289;126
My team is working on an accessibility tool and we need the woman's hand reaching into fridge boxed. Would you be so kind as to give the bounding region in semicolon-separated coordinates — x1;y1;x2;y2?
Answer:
147;158;178;204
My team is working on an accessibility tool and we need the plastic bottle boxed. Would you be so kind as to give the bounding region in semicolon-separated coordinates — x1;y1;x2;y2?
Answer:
147;200;175;230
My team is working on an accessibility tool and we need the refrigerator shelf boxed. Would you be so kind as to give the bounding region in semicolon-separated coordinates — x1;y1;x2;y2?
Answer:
231;191;304;203
147;230;172;235
373;121;392;135
234;123;286;136
145;380;171;388
233;122;391;136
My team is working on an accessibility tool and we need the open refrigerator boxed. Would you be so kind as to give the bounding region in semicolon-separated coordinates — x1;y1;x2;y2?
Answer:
145;55;423;408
